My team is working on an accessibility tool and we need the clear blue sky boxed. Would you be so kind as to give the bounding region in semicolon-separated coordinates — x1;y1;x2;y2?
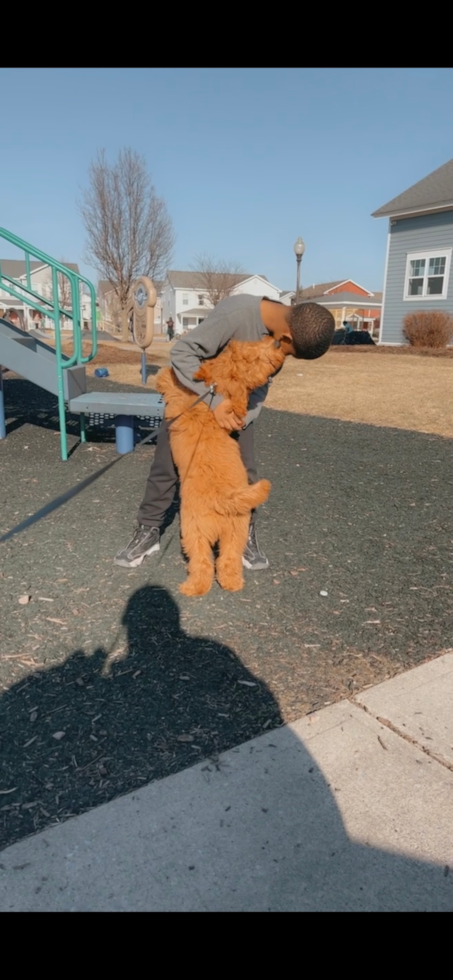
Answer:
2;68;453;293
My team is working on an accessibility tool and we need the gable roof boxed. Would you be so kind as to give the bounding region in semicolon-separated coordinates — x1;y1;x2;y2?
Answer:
18;261;80;279
166;270;252;290
1;259;42;278
98;280;113;298
298;280;343;299
307;291;382;307
372;158;453;218
98;278;164;299
178;307;211;318
299;279;373;299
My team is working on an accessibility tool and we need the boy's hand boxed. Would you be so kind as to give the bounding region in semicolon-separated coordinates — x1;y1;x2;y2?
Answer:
213;399;244;432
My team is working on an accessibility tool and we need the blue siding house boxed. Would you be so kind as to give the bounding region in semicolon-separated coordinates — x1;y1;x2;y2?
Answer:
372;158;453;344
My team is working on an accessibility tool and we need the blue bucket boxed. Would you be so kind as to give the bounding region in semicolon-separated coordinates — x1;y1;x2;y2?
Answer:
94;367;109;378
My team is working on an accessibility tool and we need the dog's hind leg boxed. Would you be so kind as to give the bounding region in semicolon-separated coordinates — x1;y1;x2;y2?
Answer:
215;518;249;592
180;525;215;596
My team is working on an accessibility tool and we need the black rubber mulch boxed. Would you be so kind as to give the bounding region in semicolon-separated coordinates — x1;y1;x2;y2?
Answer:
0;376;452;849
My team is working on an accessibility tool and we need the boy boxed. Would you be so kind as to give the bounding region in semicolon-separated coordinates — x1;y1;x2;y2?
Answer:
114;295;334;570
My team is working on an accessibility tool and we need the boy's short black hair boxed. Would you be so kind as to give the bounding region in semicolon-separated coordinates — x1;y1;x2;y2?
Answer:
287;302;335;359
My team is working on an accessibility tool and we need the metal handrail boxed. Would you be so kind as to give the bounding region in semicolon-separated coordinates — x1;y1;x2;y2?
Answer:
0;227;98;459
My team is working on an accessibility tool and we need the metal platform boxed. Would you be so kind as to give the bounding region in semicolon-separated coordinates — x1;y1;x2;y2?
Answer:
69;391;164;416
69;390;165;453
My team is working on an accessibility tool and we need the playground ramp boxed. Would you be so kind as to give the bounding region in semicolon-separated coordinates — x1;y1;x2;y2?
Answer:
0;317;164;455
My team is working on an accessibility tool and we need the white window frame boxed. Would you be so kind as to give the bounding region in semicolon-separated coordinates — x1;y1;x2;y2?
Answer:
182;292;189;306
403;247;451;301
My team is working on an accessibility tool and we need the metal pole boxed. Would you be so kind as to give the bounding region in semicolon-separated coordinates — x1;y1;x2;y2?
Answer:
296;255;301;305
52;265;68;462
141;351;147;385
0;365;6;440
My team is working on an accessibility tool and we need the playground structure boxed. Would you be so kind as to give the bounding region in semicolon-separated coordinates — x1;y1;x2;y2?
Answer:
0;229;163;460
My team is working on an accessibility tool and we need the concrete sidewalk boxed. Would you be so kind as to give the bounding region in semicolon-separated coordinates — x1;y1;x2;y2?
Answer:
1;654;452;912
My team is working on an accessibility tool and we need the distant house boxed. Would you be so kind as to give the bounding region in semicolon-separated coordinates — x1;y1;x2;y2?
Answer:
0;259;41;327
279;290;295;306
373;158;453;344
0;258;83;330
161;271;281;334
284;279;382;332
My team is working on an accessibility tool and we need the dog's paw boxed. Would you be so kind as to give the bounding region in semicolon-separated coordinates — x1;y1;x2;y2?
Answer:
179;578;212;597
217;574;244;592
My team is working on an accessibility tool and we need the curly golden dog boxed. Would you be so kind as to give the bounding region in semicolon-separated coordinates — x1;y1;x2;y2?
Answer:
155;336;285;595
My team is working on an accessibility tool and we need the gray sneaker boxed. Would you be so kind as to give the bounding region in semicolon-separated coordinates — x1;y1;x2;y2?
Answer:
114;525;160;568
242;524;269;571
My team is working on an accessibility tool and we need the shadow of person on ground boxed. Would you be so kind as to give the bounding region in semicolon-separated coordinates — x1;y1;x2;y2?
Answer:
1;585;452;911
0;584;282;850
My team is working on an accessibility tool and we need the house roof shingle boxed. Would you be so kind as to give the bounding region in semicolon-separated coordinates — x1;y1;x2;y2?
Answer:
1;259;79;278
98;279;165;300
98;280;114;298
178;307;211;318
57;262;79;275
298;280;344;299
1;259;42;278
167;270;252;290
308;291;382;306
372;158;453;218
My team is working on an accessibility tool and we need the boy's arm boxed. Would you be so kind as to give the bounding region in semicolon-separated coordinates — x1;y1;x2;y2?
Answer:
243;383;269;428
170;318;234;412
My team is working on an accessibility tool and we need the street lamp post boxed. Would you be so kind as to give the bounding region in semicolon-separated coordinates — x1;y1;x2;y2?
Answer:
294;237;305;305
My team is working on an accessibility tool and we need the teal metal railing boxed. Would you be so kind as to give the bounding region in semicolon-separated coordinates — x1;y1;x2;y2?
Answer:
0;228;97;460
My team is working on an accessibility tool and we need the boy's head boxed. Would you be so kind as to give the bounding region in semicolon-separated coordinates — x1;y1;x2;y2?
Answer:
285;302;335;359
262;298;334;359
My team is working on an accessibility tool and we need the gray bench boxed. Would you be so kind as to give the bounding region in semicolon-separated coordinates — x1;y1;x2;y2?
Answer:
69;391;164;453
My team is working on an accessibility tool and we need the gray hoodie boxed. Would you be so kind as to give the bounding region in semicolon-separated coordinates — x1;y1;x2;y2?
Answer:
170;294;272;427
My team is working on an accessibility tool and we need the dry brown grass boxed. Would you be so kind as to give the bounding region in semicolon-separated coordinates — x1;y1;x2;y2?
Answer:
61;340;453;439
63;339;171;388
267;349;453;438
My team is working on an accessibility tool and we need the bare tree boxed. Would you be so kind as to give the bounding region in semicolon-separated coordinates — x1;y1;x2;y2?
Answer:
44;261;74;330
57;268;72;314
79;148;175;339
192;254;246;307
102;287;123;333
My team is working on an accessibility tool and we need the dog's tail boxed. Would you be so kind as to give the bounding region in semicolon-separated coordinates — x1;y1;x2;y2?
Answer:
214;479;271;517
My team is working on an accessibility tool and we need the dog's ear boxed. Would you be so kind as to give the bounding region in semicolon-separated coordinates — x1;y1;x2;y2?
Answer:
228;383;248;420
194;361;214;383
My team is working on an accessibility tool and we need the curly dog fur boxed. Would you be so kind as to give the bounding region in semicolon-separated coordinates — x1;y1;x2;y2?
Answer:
155;336;285;596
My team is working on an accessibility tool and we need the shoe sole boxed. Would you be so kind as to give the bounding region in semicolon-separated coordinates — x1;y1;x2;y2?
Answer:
242;556;269;570
114;541;160;568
